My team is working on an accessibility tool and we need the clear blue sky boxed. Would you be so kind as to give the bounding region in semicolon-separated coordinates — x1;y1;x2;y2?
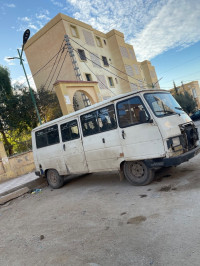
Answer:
0;0;200;90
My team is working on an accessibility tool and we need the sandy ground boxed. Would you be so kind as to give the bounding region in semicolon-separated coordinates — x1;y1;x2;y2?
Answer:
1;153;200;266
0;121;200;266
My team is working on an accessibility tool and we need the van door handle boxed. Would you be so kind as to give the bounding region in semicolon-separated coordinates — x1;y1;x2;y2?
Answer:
102;138;105;143
122;130;125;139
63;144;66;151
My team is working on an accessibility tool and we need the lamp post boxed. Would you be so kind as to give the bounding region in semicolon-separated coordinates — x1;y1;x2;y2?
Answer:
7;29;42;125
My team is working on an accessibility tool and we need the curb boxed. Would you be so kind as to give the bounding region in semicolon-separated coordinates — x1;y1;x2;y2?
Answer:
0;177;47;198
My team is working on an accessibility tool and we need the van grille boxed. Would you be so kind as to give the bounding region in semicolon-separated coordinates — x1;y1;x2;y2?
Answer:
180;123;199;152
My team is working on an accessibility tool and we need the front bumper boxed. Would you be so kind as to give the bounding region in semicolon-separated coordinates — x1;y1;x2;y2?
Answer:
145;145;200;168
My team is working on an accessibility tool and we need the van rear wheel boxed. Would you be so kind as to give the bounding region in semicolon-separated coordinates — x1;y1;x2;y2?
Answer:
123;161;154;186
47;169;64;189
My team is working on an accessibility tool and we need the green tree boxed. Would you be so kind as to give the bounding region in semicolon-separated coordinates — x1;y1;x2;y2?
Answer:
0;65;62;155
174;91;197;114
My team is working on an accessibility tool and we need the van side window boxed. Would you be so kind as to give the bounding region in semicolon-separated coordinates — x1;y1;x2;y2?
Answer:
35;125;59;149
60;120;80;142
98;105;117;132
117;96;149;128
81;111;99;137
81;104;117;136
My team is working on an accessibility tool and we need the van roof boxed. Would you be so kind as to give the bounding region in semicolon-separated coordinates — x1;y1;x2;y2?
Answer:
32;89;168;132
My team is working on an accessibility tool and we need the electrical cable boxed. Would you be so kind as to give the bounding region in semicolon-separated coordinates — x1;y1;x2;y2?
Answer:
81;54;116;96
68;36;151;88
50;51;69;91
46;45;67;91
12;40;66;90
158;55;200;76
44;40;65;89
72;46;148;91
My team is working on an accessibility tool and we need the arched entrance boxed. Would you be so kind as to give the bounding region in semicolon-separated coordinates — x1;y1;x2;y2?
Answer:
73;90;92;111
54;81;103;115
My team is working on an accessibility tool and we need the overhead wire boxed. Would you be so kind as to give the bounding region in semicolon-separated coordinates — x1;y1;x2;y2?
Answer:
80;52;116;96
12;40;66;90
46;45;67;91
50;50;69;91
45;40;66;89
71;46;149;92
68;36;151;88
158;54;200;76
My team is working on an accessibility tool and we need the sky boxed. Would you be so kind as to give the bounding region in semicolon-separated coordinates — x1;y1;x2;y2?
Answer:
0;0;200;91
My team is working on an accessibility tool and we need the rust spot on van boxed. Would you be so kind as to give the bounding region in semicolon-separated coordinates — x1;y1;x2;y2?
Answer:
119;153;124;157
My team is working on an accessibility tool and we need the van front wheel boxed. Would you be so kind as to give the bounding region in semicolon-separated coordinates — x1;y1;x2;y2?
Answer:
123;161;154;186
47;169;64;189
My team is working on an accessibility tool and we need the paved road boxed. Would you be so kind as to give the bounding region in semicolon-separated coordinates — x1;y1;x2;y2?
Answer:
1;152;200;266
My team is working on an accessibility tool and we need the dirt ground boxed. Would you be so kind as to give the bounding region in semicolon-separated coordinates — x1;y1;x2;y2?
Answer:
1;151;200;266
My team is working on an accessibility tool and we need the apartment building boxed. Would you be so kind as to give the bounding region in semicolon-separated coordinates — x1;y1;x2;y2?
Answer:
24;13;160;104
170;81;200;109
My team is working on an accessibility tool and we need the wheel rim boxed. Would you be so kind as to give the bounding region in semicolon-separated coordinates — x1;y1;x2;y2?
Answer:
48;171;58;185
131;162;144;178
127;161;147;183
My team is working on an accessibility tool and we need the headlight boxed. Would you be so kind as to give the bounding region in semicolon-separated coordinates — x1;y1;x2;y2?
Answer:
172;137;180;146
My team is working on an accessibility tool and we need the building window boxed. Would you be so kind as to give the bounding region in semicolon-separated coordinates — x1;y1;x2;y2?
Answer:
78;49;86;61
96;36;102;47
85;73;92;81
104;40;106;45
70;25;79;38
102;56;109;66
108;77;114;87
115;78;118;84
81;93;91;107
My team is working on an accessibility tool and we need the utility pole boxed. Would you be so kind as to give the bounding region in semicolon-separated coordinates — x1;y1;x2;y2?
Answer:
17;49;42;125
7;29;42;125
64;35;82;81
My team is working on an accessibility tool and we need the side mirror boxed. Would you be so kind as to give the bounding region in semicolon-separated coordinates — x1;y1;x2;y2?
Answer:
139;110;153;123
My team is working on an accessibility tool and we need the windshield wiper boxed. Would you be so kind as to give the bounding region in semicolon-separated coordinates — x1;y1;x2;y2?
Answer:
156;110;177;115
175;106;183;110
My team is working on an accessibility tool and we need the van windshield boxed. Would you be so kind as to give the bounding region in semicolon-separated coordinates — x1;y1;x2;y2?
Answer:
144;92;184;117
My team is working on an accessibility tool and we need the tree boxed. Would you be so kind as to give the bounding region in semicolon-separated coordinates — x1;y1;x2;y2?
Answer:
174;91;197;114
0;65;16;154
0;65;62;155
36;86;62;122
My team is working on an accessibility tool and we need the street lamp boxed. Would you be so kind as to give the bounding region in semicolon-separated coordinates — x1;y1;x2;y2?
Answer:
7;29;42;125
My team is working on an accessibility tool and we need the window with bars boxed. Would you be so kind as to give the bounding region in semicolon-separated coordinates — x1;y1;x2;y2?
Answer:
108;77;114;87
102;56;109;66
85;73;92;81
78;49;86;61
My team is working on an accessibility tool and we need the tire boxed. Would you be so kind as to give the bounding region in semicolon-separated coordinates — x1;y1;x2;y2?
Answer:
123;161;155;186
46;169;64;189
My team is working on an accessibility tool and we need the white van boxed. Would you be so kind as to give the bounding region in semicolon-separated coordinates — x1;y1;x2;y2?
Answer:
32;90;200;188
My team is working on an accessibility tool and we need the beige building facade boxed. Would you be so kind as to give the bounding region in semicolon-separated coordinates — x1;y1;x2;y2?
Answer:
24;13;160;105
170;81;200;109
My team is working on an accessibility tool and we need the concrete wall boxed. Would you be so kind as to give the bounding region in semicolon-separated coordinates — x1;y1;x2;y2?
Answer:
0;142;35;183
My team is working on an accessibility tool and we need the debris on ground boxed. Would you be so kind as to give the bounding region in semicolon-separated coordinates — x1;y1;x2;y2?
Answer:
127;216;147;225
159;185;176;192
140;194;147;198
40;235;45;240
31;189;42;194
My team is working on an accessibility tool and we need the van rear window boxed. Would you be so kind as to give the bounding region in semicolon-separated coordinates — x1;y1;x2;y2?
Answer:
35;125;60;149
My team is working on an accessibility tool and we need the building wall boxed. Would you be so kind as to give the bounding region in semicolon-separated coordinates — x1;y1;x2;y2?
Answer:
0;142;35;183
24;13;160;99
170;81;200;109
